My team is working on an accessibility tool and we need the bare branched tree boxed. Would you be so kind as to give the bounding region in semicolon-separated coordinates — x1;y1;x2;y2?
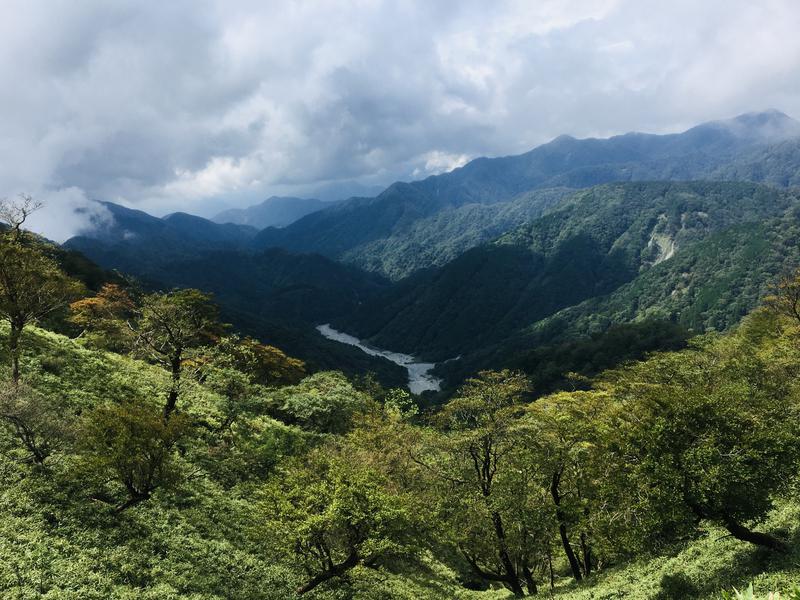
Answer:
0;194;43;243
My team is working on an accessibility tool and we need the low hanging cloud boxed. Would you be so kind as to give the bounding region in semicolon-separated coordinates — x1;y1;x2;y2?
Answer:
2;0;800;240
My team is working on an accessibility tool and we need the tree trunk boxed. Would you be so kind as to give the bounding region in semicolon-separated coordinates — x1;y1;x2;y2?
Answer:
580;531;592;576
522;563;538;595
490;511;524;597
551;470;582;581
721;512;789;553
115;491;150;513
9;320;22;384
297;549;360;595
163;354;181;420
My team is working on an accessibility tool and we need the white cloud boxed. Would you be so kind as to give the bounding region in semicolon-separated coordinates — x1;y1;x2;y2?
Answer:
413;151;472;177
0;0;799;238
23;187;114;243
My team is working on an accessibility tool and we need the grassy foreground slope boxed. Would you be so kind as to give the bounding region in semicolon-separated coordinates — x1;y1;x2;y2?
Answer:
0;323;491;599
551;503;800;599
1;321;800;599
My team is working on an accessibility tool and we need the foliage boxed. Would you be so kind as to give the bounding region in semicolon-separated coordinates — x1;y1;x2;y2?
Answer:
79;401;191;511
69;283;136;351
267;370;371;434
0;381;72;465
260;441;423;595
0;234;83;381
600;311;800;553
211;333;306;387
133;288;224;418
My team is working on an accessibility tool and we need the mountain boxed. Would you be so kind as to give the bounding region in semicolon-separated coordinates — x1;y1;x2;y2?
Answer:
154;247;388;326
67;201;257;279
66;201;384;323
63;111;800;390
64;204;405;385
337;181;800;365
340;187;572;279
253;110;800;278
212;196;329;229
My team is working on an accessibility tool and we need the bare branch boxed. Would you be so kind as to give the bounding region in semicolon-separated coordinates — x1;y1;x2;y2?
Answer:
0;194;43;242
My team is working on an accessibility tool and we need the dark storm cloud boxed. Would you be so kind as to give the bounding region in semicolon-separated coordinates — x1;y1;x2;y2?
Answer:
2;0;800;239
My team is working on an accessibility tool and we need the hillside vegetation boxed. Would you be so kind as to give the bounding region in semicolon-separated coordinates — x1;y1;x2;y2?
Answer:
3;220;800;598
342;182;800;363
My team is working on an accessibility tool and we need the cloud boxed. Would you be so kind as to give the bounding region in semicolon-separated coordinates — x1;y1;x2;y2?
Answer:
1;0;800;238
23;188;114;243
413;152;472;177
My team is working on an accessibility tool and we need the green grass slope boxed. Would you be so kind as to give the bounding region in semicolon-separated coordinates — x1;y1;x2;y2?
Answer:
2;323;800;599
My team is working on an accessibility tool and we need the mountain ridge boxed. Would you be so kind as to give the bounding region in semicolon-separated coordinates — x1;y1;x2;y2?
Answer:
251;110;800;278
212;196;331;229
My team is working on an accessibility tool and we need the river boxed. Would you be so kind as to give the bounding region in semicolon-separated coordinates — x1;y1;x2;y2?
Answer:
316;323;442;394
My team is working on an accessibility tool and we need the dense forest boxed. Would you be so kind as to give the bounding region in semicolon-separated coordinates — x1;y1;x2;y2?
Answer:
3;194;800;598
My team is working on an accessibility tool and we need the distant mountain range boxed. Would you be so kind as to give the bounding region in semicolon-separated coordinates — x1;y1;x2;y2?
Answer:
63;109;800;392
212;196;331;229
251;109;800;278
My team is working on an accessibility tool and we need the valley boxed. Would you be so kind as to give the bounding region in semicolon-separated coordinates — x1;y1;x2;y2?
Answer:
6;108;800;599
63;111;800;395
6;5;800;598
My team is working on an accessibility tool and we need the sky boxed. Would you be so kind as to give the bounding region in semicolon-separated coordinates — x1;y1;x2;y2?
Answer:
2;0;800;240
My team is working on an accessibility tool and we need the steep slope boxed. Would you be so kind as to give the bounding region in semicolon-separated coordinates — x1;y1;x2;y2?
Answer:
339;181;800;362
340;187;572;279
155;247;388;325
64;203;406;386
4;324;800;599
212;196;330;228
253;110;800;277
435;210;800;385
341;188;573;280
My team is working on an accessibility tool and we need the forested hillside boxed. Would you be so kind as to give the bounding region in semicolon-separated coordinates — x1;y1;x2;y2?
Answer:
3;212;800;598
340;182;800;364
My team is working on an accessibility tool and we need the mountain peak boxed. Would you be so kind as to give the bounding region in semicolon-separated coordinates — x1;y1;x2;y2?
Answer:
710;109;800;142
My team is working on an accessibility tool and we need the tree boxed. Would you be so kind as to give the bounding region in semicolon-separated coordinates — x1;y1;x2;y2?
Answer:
80;401;189;512
0;237;82;383
0;382;72;466
607;326;800;553
268;371;370;434
68;283;135;351
262;442;420;595
427;370;535;597
132;289;222;419
0;194;42;243
520;390;614;581
765;269;800;325
212;334;305;388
